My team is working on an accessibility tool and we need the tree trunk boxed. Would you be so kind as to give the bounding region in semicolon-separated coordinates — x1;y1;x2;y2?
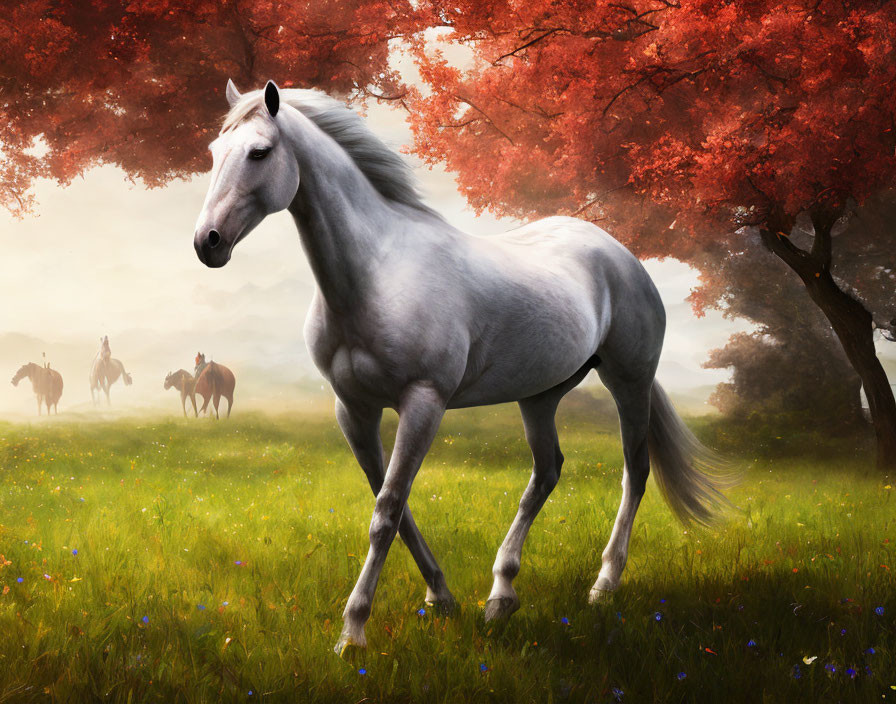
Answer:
759;209;896;470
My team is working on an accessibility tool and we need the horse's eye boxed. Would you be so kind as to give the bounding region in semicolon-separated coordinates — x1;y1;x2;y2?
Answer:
249;147;272;160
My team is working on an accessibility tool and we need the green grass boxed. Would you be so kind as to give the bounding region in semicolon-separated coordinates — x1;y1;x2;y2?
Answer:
0;405;893;703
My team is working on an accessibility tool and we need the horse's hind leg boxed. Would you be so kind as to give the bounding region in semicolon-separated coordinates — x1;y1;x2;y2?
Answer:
589;367;653;602
335;399;454;610
213;393;221;419
485;363;592;621
226;395;232;418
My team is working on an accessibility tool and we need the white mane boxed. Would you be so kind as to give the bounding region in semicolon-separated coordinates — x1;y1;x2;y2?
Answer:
223;89;437;216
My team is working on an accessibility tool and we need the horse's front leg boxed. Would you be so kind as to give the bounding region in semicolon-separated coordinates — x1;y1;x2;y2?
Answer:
335;399;455;611
335;384;446;656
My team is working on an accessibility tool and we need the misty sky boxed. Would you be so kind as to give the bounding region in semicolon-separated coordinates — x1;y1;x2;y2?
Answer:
3;97;887;417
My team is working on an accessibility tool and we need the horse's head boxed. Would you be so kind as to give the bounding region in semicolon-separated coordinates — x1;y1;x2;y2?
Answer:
194;80;299;268
164;371;174;390
11;363;32;386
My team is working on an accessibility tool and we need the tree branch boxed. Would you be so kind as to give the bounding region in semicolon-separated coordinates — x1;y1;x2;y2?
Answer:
492;30;558;65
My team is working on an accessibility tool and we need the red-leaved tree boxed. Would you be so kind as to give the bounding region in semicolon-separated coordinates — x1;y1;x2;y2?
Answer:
0;0;410;215
405;0;896;468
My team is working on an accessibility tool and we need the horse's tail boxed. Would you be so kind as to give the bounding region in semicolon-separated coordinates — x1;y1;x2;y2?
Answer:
118;361;133;385
647;382;739;526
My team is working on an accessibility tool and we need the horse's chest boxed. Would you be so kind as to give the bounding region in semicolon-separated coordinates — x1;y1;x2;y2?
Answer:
304;306;398;405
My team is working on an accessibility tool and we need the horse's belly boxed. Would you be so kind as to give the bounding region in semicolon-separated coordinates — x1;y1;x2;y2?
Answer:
448;320;597;408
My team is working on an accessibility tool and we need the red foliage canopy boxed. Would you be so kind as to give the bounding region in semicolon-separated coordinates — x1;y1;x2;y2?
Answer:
407;0;896;255
0;0;411;215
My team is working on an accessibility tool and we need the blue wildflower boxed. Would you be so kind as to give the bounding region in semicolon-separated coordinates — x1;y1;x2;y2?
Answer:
747;640;756;648
846;668;857;679
358;669;366;676
839;628;846;636
865;665;873;676
659;598;666;604
654;612;663;621
676;672;686;681
874;606;884;616
792;665;802;680
561;617;570;626
197;604;206;610
824;663;836;673
417;608;426;616
71;549;78;556
480;663;488;673
612;687;624;701
141;616;149;624
16;577;23;584
865;647;876;655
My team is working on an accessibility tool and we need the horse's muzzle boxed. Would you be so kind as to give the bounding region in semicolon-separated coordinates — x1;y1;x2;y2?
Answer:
194;228;230;268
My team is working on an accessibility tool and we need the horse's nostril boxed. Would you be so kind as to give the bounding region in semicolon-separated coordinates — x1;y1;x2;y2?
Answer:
208;230;221;248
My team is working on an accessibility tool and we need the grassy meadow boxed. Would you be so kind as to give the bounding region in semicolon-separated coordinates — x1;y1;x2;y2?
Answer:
0;399;894;703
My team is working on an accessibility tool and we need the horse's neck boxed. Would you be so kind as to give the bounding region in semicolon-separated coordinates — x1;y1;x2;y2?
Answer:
285;111;395;314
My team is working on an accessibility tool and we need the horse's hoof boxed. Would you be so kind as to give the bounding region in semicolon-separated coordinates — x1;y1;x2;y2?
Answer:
588;587;615;605
483;595;520;622
334;633;367;659
425;593;458;615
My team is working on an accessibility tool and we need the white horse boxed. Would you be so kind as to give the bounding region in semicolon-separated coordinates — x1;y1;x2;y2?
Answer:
194;80;733;655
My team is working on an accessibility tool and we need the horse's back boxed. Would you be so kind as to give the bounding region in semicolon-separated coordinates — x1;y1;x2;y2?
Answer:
489;217;654;288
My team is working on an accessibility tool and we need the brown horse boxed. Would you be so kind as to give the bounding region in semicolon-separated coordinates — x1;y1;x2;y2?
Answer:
194;353;235;419
12;362;64;415
164;369;198;417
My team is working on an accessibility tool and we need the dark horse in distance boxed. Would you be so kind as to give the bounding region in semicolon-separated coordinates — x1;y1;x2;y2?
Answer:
12;360;63;415
194;353;235;419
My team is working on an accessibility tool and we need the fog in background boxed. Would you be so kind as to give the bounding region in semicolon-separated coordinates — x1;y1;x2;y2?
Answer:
3;97;890;420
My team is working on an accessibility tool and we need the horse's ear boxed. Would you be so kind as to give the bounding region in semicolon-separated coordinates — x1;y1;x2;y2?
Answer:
225;78;241;107
264;80;280;118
